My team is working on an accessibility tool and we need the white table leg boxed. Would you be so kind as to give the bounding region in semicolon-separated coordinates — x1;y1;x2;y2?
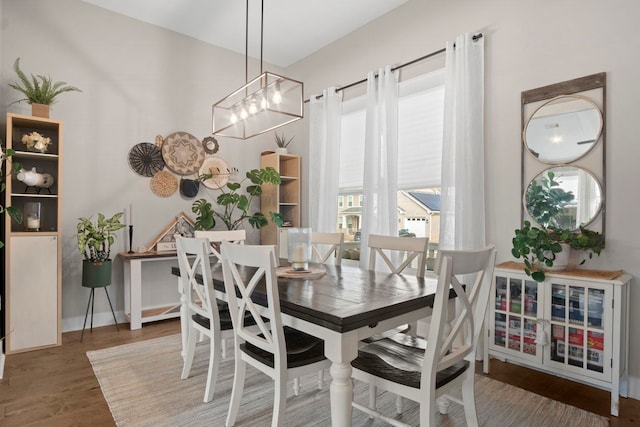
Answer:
325;330;358;427
128;259;143;330
123;260;132;327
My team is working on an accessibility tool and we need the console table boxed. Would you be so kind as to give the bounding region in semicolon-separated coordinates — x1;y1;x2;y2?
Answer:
118;251;183;330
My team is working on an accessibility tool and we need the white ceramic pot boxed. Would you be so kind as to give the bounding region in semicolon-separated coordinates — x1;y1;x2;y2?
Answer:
275;147;288;155
547;242;571;271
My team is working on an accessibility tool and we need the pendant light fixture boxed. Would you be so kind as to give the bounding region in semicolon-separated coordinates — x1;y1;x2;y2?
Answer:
212;0;303;140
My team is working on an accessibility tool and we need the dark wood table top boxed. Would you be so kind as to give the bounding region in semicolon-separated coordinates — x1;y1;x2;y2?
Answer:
171;262;440;334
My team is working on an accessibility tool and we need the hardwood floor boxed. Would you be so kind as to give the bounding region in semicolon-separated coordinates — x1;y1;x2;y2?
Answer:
0;319;638;426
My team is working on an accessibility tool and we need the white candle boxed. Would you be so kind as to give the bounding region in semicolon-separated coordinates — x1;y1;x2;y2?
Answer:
293;244;306;262
129;204;133;225
27;217;40;229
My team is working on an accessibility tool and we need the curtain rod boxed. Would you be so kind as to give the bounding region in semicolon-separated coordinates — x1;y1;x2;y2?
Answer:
305;32;483;103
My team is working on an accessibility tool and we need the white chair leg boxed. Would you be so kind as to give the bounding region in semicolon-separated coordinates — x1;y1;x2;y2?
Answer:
272;376;287;427
421;397;438;426
461;372;479;427
181;326;197;379
317;370;324;390
293;377;301;396
226;357;246;427
396;395;403;414
368;385;377;419
221;338;227;359
436;395;451;414
203;336;221;403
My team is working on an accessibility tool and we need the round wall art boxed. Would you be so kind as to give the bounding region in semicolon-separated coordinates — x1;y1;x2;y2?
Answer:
150;170;179;197
161;132;205;175
199;157;232;189
128;142;165;177
202;136;219;154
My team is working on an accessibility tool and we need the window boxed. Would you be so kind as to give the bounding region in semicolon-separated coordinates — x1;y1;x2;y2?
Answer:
338;196;344;208
336;69;445;245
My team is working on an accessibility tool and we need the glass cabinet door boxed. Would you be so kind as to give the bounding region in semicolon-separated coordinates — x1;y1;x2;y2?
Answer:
549;283;606;374
493;275;539;357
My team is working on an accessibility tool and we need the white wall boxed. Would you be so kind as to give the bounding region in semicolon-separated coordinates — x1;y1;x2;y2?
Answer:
2;0;640;398
287;0;640;397
0;0;282;330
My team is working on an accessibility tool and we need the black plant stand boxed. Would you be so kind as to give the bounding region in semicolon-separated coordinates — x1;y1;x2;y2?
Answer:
81;285;119;341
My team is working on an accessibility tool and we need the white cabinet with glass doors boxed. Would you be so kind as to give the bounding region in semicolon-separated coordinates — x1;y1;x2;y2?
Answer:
484;262;630;416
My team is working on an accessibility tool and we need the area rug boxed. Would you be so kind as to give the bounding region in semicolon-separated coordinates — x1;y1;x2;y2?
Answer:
87;334;608;426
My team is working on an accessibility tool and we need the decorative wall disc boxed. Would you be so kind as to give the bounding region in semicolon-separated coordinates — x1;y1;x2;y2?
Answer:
202;136;219;154
161;132;205;175
128;142;165;177
199;157;231;189
150;170;179;197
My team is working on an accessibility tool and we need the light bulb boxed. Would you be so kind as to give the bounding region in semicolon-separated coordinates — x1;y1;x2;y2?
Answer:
249;97;258;115
230;112;238;124
272;81;282;104
240;103;248;119
260;92;268;109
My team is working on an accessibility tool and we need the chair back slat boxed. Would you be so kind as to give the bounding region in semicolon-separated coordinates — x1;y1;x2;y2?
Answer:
221;243;286;368
311;232;344;265
422;245;496;383
367;234;429;278
176;237;219;329
195;229;246;258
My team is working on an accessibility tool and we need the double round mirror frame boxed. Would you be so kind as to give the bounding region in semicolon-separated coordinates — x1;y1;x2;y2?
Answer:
523;94;604;230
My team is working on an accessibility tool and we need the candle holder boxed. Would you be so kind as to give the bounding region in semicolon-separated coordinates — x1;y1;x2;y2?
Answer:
128;225;134;253
24;202;41;231
287;227;311;271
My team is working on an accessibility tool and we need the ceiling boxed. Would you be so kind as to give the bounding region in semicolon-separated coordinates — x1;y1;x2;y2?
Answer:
81;0;408;67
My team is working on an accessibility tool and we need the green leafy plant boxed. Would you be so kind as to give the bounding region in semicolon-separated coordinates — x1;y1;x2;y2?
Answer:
525;170;575;228
1;142;23;249
8;57;82;105
274;132;294;149
512;220;604;282
192;167;283;231
75;212;125;262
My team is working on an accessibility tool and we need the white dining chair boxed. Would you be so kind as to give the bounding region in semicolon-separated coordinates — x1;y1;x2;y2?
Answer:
182;229;245;359
368;233;430;278
351;245;497;426
311;231;344;266
176;237;238;403
220;242;331;427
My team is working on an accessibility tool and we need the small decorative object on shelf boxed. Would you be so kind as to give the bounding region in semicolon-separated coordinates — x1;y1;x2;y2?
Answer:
274;131;294;155
16;167;54;193
21;131;51;153
24;202;41;231
8;58;82;117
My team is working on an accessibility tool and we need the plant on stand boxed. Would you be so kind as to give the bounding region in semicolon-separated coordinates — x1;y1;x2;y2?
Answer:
191;167;283;231
75;212;125;285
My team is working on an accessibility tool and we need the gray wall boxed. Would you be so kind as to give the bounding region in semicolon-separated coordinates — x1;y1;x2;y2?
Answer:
2;0;639;397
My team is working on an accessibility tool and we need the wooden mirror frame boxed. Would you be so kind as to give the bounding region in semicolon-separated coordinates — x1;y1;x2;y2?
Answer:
521;72;606;237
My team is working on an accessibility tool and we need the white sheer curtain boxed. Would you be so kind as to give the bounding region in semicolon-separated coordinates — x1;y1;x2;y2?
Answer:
440;33;485;250
359;66;399;268
308;87;342;232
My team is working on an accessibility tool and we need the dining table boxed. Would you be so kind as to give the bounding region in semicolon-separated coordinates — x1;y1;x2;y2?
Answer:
172;261;442;426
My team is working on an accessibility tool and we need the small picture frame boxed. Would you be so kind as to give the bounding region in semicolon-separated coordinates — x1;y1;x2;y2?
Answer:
147;212;195;252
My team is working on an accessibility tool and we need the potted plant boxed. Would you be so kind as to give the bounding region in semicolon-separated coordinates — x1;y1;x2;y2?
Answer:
192;167;283;231
8;57;82;117
75;212;125;287
1;142;23;248
511;221;604;282
274;132;294;155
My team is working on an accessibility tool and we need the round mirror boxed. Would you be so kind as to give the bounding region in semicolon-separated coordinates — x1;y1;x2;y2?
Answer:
524;95;603;164
524;166;602;230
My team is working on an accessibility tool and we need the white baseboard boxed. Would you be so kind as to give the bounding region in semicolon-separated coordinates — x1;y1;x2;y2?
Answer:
628;375;640;400
0;352;5;379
